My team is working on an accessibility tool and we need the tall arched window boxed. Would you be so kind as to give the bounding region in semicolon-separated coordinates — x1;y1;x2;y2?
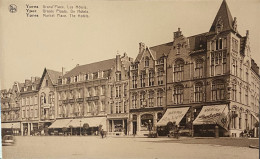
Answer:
211;80;225;101
173;85;184;104
174;59;184;82
195;59;203;78
194;82;203;102
40;93;46;105
145;57;149;67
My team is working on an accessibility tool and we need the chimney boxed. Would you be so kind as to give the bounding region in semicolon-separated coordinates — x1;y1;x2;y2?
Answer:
173;28;182;40
62;67;66;76
116;52;121;71
25;79;31;86
31;77;36;83
139;42;146;54
246;30;249;37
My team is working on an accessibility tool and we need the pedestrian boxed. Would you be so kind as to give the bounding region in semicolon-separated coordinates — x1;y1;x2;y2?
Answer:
100;129;104;138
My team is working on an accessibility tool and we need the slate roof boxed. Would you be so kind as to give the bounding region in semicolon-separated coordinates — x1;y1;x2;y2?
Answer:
46;69;62;85
149;42;173;60
209;0;234;33
63;58;115;78
188;33;207;52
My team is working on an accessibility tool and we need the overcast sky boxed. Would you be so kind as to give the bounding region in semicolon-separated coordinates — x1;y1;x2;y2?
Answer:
0;0;260;89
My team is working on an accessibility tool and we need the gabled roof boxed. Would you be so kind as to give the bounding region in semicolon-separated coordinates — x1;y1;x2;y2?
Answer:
39;68;61;88
46;69;62;85
209;0;234;33
63;58;115;78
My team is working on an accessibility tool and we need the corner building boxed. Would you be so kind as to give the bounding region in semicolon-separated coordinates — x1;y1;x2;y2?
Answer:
163;0;259;137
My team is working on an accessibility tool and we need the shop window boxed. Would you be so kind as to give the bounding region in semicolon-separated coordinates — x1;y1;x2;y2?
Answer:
141;114;153;131
114;120;123;132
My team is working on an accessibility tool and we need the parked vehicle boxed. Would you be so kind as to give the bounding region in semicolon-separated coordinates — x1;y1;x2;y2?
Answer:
2;135;15;146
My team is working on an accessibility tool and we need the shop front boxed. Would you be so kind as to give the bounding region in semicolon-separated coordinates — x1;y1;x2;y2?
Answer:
193;105;229;137
129;110;163;136
107;113;128;136
49;117;106;136
156;107;190;136
1;122;21;136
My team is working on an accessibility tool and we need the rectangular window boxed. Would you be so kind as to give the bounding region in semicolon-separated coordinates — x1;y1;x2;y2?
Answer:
132;74;137;88
101;85;105;95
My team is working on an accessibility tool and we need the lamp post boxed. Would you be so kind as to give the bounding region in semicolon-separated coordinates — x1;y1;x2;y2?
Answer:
80;120;82;136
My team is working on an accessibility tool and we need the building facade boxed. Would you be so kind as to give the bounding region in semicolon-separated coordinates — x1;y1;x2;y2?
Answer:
1;83;21;136
1;0;259;138
128;42;170;136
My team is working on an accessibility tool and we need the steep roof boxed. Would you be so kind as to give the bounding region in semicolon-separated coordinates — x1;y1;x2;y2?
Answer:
209;0;234;33
149;42;173;60
46;69;62;85
63;58;115;78
188;33;207;52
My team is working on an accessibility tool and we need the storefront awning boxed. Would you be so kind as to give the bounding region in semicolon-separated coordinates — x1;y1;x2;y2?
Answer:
68;117;106;128
48;119;72;129
49;117;106;128
193;105;229;130
251;112;259;122
157;107;190;126
1;122;20;129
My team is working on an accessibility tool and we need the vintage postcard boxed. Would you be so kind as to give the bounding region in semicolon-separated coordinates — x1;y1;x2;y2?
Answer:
0;0;259;158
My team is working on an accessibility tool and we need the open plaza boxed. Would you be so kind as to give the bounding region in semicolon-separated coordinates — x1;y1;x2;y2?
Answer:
2;136;259;159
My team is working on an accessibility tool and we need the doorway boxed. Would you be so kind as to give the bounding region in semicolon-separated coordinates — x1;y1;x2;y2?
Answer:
133;122;137;135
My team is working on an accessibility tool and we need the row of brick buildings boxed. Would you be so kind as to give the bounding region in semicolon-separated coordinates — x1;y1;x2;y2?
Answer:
1;0;259;137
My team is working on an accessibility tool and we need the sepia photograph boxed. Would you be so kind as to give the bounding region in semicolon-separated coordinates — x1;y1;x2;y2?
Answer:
0;0;259;158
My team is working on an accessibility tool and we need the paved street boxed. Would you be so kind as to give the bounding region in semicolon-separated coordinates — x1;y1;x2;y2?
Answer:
2;136;259;159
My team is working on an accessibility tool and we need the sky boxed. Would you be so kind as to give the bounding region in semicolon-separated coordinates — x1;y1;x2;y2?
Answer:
0;0;260;89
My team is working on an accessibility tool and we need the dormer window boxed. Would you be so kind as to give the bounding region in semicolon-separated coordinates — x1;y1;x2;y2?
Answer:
85;74;89;80
46;80;48;87
74;76;78;82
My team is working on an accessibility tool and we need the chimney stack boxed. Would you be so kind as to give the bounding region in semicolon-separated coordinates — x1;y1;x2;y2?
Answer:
174;28;183;40
62;67;66;76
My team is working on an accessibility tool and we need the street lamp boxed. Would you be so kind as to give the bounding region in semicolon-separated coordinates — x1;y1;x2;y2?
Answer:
80;120;82;136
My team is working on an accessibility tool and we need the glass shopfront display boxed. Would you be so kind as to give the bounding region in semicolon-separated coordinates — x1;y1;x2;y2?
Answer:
141;114;153;131
114;120;123;132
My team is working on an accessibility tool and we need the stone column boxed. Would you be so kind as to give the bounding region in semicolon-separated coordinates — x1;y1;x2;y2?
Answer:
241;112;245;130
112;120;114;132
235;111;239;129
